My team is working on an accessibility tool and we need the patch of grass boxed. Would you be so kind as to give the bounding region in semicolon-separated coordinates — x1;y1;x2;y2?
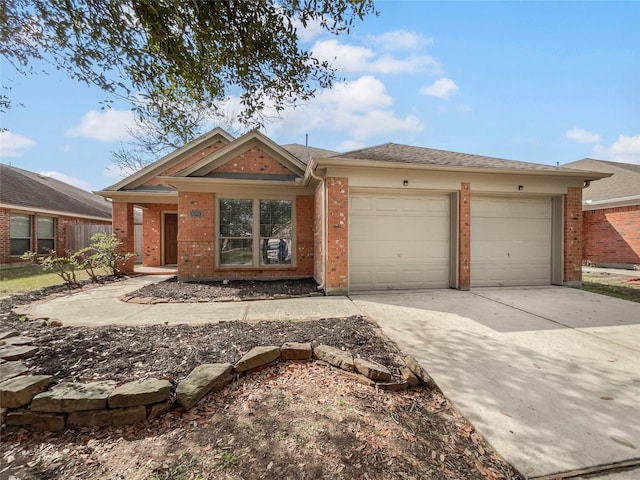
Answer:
582;272;640;303
0;263;109;298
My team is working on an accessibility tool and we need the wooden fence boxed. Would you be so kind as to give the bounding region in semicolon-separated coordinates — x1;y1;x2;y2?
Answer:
66;224;142;261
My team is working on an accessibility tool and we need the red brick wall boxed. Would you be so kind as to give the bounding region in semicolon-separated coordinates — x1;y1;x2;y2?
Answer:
584;205;640;266
459;183;471;290
143;141;227;187
177;192;216;279
112;202;135;273
213;147;293;175
325;177;349;294
176;193;314;281
142;204;164;267
564;187;583;284
0;208;110;264
313;184;324;286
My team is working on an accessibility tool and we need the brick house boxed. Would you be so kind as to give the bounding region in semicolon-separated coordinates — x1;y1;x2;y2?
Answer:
98;128;607;294
564;158;640;269
0;164;112;264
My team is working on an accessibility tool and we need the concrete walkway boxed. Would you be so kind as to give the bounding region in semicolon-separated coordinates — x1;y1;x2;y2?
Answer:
19;275;362;326
352;287;640;479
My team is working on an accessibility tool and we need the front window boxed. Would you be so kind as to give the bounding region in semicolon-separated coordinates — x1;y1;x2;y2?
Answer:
219;199;293;267
10;213;31;255
219;199;253;265
260;200;292;265
37;216;56;254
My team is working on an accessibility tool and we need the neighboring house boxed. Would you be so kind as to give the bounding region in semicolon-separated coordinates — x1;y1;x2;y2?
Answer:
0;164;112;264
564;158;640;269
97;128;607;294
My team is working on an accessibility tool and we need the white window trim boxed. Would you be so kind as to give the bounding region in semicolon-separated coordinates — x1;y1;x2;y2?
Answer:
216;197;296;269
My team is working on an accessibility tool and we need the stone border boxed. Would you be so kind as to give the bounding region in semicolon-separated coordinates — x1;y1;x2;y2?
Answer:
120;291;325;304
1;339;435;432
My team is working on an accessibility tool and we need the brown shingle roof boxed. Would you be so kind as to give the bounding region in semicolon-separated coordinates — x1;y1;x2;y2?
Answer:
282;144;340;165
0;164;112;219
563;158;640;203
335;143;591;173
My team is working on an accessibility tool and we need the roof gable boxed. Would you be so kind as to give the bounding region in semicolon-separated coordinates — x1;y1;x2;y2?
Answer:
564;158;640;203
0;164;112;219
104;127;235;191
176;130;306;179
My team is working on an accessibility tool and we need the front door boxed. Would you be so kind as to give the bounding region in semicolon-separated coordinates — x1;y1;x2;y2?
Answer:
164;213;178;265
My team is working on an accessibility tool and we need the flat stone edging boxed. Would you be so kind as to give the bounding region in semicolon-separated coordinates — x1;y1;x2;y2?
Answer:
1;340;435;432
120;291;325;304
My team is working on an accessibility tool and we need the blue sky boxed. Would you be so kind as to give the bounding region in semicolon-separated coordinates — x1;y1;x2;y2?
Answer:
1;1;639;192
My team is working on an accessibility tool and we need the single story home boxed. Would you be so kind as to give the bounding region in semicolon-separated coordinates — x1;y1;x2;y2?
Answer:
97;128;608;294
0;163;112;264
564;158;640;269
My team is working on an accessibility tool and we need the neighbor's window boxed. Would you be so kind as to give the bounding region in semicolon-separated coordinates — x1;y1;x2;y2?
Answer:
9;213;31;255
219;199;254;265
37;216;56;254
219;199;293;267
260;200;292;266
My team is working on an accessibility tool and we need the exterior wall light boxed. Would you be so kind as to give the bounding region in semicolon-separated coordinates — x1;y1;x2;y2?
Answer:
403;180;409;186
518;185;524;191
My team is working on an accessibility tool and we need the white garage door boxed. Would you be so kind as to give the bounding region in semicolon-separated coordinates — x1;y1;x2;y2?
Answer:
471;196;552;287
350;193;450;291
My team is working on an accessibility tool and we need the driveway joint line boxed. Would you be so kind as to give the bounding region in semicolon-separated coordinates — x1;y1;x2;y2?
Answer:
470;290;640;353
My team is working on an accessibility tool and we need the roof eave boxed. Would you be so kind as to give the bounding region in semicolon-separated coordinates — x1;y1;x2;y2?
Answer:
308;157;612;181
0;202;111;221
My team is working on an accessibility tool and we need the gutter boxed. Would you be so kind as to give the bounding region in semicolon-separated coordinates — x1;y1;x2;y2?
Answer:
307;165;326;292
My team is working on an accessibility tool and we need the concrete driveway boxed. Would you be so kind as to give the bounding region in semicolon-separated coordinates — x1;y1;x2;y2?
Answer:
352;287;640;479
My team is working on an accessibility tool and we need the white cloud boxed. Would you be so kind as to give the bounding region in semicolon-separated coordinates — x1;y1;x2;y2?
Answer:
312;39;439;74
594;134;640;164
0;131;36;158
566;128;601;144
262;75;424;144
291;16;326;43
65;109;137;142
420;78;460;99
38;171;93;191
370;31;433;50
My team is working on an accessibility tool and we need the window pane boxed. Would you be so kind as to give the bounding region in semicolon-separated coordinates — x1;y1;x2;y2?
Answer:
37;239;55;254
219;200;253;237
37;216;55;238
220;238;253;265
259;200;291;238
10;213;31;238
10;239;31;256
261;238;291;265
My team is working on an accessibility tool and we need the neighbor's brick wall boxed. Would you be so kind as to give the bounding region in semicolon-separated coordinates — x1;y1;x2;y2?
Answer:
112;202;135;273
583;205;640;266
0;207;110;265
313;184;324;286
143;140;227;187
213;147;293;175
142;204;164;267
458;183;471;290
564;187;583;284
324;177;349;295
177;192;216;279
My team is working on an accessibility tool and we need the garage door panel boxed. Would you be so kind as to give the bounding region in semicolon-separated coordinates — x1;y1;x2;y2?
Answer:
472;196;552;287
350;193;450;291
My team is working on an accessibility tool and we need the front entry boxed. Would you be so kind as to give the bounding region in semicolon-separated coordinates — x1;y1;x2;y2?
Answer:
164;213;178;265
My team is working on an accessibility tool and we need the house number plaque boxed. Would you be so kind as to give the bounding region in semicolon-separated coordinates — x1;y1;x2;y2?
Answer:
190;209;202;217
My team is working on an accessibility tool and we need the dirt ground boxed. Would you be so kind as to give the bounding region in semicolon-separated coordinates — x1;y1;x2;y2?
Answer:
0;277;522;479
582;271;640;303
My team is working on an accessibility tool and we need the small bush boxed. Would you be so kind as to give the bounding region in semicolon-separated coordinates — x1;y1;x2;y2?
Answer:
21;251;79;286
75;233;135;278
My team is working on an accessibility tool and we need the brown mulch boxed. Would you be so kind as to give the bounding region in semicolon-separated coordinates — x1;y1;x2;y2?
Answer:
0;277;523;480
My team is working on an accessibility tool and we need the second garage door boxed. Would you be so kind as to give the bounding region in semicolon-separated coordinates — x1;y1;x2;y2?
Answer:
471;196;552;287
350;192;450;291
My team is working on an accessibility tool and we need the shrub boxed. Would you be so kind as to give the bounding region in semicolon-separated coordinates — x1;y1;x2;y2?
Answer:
75;233;135;278
21;250;79;286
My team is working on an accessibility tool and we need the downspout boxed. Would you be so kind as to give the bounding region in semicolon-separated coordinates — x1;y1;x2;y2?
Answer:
308;164;326;292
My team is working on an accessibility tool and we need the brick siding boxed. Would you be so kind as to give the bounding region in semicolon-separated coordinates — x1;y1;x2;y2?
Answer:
141;204;164;267
0;207;110;265
324;177;349;295
213;147;293;175
564;187;583;284
458;183;471;290
112;202;135;273
313;184;324;286
583;205;640;266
